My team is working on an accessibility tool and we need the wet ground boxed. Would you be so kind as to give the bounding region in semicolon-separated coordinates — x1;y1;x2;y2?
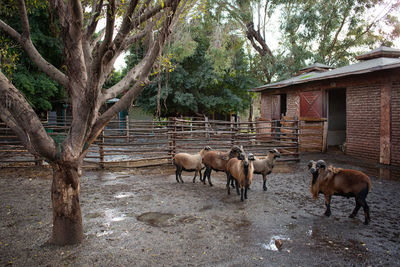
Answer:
0;152;400;266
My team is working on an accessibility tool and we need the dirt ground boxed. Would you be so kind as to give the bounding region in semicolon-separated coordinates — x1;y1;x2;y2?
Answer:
0;152;400;267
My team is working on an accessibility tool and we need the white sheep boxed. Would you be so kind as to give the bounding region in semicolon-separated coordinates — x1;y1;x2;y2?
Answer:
252;149;280;191
172;146;211;183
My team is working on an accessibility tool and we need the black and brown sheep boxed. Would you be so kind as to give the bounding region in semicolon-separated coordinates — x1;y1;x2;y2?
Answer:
201;145;244;186
226;152;255;201
253;149;280;191
172;146;211;183
308;160;372;225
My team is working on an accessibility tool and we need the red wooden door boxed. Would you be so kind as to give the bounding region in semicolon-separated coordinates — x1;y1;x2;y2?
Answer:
300;91;323;118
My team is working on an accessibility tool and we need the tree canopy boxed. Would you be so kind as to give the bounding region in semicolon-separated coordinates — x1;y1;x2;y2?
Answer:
1;1;65;113
215;0;400;83
131;11;258;117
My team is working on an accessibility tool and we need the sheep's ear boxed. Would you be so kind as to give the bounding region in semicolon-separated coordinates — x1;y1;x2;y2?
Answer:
316;160;326;169
307;160;315;169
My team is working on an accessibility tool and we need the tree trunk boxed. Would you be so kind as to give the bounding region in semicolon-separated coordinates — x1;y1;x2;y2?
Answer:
50;160;83;245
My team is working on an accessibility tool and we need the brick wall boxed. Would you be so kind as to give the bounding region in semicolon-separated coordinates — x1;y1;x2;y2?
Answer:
346;85;381;162
287;91;299;118
392;82;400;166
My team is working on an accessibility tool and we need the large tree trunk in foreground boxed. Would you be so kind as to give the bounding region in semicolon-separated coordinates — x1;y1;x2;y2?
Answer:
50;161;83;245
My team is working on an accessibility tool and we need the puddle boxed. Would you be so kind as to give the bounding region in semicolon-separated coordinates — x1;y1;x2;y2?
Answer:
259;235;290;251
96;230;113;237
104;208;126;225
177;215;198;224
137;212;174;227
114;192;135;199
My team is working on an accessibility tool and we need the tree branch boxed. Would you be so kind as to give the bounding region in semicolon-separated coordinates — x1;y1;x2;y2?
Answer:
86;0;181;150
0;20;68;88
0;72;57;161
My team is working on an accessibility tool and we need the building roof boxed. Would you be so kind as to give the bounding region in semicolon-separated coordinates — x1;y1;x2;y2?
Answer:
299;62;334;71
356;46;400;60
252;49;400;92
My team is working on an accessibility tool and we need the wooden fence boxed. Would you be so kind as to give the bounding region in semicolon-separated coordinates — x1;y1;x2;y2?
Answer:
0;116;300;168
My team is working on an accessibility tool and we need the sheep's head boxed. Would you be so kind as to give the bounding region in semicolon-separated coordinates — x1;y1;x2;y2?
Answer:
248;153;255;161
308;160;326;185
204;146;212;151
229;145;244;158
269;149;281;159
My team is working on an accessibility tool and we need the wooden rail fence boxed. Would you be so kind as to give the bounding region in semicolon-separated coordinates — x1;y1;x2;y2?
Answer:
0;116;301;168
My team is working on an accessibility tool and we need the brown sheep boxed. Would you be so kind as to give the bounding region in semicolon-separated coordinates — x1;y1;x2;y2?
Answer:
308;160;372;225
226;152;255;201
201;145;244;187
252;149;280;191
173;146;211;183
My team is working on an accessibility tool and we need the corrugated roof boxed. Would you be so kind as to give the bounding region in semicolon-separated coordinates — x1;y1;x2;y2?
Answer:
252;56;400;92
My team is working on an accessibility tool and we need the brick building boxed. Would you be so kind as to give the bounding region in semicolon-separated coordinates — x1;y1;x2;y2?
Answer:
252;46;400;167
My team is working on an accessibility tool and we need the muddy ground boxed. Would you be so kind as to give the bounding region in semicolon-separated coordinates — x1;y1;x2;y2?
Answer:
0;152;399;267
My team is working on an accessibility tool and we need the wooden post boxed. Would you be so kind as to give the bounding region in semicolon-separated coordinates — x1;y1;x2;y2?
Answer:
230;115;235;146
322;120;328;153
204;116;209;139
99;129;105;169
168;117;177;159
126;115;129;142
294;116;299;159
380;84;391;165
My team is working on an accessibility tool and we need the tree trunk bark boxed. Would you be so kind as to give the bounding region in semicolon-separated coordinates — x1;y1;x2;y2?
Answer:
50;160;83;245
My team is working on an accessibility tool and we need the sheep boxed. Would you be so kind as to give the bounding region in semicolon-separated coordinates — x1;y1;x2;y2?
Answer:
201;145;244;187
226;152;255;201
172;146;211;183
252;148;281;191
308;159;372;225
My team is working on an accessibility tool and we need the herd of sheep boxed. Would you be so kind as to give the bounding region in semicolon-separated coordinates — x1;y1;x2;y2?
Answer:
173;146;372;224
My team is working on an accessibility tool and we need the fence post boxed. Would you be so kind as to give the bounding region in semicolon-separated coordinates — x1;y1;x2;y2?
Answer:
204;116;209;139
99;129;105;169
126;115;129;142
295;116;299;159
322;120;328;153
230;115;235;146
168;117;177;160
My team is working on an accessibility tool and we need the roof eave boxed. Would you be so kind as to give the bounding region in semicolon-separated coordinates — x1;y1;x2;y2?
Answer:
251;62;400;92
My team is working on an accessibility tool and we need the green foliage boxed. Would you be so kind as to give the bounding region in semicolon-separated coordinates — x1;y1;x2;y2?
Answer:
0;2;65;113
131;14;259;117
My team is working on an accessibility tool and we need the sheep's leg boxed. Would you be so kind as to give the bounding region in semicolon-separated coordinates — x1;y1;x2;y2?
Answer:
361;200;370;225
350;197;362;218
240;187;244;202
201;168;207;183
356;186;370;225
263;174;268;191
203;167;210;184
226;174;231;195
175;166;182;183
244;185;248;199
206;169;213;187
179;170;184;183
230;178;235;188
193;170;198;183
235;180;240;195
324;195;332;217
